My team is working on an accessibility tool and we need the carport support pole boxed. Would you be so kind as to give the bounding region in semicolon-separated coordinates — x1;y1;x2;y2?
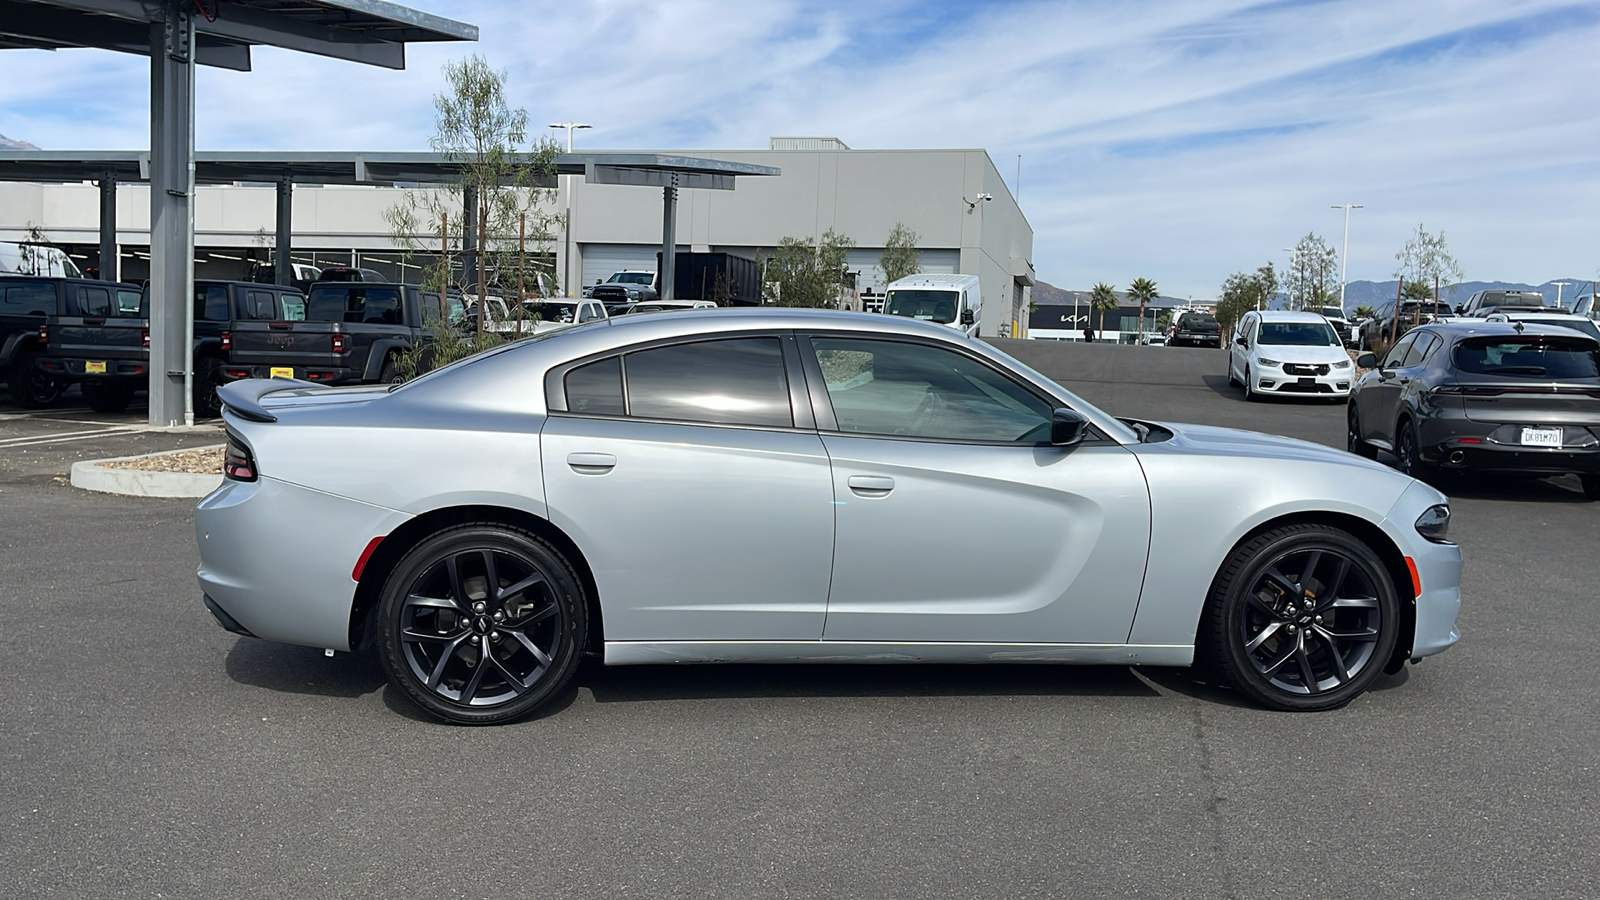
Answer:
148;4;196;428
660;184;677;301
274;176;292;287
98;171;117;282
461;185;477;294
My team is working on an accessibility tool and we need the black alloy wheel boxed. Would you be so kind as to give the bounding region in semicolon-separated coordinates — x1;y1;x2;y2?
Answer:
1395;418;1431;480
9;353;62;408
1201;524;1399;711
1347;404;1377;458
376;524;586;725
194;356;225;419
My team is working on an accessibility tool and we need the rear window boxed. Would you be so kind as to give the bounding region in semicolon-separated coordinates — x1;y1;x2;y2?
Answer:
1178;313;1218;330
1;282;57;316
1453;336;1600;379
1259;322;1339;346
307;286;402;324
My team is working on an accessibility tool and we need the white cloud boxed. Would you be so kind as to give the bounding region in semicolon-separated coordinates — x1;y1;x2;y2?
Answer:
1;0;1596;295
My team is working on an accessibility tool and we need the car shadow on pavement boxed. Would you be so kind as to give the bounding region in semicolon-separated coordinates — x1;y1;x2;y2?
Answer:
1436;472;1592;504
1136;663;1411;708
1198;374;1243;400
578;661;1159;704
225;639;386;698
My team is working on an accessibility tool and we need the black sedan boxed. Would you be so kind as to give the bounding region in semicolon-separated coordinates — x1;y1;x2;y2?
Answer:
1347;321;1600;497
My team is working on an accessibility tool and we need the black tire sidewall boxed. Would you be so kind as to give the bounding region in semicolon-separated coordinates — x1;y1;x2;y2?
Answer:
375;524;587;725
1206;525;1400;711
194;357;225;419
10;353;60;408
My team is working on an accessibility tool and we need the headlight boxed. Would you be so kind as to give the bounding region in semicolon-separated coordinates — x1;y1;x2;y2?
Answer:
1333;359;1352;369
627;289;640;299
1414;504;1452;543
1256;357;1281;367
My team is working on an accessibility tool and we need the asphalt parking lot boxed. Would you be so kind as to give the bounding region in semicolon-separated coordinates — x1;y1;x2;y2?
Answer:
3;343;1597;900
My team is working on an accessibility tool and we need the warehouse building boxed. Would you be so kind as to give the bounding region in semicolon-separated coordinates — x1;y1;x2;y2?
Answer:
0;138;1036;338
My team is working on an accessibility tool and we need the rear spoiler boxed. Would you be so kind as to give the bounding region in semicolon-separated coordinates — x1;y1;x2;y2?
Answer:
216;378;327;423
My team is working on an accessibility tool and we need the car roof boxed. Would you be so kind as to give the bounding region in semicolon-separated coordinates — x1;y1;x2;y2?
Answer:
1252;310;1333;322
1413;321;1596;341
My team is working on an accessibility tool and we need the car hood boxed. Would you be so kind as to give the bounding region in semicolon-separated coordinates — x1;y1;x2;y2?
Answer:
1252;343;1350;363
1141;421;1394;471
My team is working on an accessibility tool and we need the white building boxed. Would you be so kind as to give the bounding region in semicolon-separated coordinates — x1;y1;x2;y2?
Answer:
0;139;1036;338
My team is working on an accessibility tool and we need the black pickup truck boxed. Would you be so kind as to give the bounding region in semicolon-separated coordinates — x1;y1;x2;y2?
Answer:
4;276;143;409
40;279;305;415
225;283;455;385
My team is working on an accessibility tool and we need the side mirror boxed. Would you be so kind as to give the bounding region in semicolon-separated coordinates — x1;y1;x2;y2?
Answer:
1454;305;1465;315
1050;408;1089;446
1356;352;1378;368
960;308;975;326
1235;336;1248;347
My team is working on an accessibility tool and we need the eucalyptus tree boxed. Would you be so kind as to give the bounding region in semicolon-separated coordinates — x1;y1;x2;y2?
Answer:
878;223;920;285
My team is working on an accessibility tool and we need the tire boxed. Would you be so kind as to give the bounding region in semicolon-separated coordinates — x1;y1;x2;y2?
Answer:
1395;417;1433;481
379;357;404;385
1199;523;1399;711
8;352;62;409
194;356;225;419
1580;474;1600;501
1226;355;1241;388
1347;404;1377;458
1243;365;1259;402
375;523;588;725
83;380;132;414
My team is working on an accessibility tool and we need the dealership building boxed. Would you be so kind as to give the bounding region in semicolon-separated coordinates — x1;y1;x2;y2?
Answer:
0;138;1037;338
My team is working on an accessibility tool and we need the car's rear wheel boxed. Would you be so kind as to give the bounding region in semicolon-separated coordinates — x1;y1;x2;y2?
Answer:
379;358;404;385
1395;418;1433;480
1347;404;1377;458
1200;524;1399;711
376;524;587;725
194;356;225;419
9;353;62;408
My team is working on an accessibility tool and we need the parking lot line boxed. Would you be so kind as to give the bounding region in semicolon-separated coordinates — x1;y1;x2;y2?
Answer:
0;426;144;449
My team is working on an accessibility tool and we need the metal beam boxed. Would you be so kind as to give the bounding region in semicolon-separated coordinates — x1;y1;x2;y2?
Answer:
274;176;292;286
147;5;195;427
660;185;678;302
97;171;116;281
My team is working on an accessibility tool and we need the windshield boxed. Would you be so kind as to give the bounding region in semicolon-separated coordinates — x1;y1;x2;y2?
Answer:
609;272;653;285
1453;336;1600;378
1320;308;1345;319
884;289;959;324
524;302;578;323
1259;322;1339;346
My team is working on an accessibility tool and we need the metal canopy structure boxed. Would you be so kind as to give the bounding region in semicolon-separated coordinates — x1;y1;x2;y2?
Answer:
1;0;477;427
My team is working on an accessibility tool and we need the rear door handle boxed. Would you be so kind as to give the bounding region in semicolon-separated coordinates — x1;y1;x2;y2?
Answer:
567;452;617;473
847;475;895;496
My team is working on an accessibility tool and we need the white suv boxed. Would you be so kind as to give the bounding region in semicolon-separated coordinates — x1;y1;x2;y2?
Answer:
1227;310;1354;401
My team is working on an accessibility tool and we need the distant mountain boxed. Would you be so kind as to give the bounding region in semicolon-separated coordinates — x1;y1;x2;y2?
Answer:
1336;279;1597;315
0;133;39;150
1033;279;1187;308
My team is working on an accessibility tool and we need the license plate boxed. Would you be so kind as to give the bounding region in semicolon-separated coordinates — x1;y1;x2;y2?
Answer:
85;360;107;374
1298;377;1316;386
1521;426;1563;447
269;367;295;379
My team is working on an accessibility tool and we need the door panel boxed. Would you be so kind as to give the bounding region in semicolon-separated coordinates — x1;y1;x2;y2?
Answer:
820;436;1151;644
541;416;835;641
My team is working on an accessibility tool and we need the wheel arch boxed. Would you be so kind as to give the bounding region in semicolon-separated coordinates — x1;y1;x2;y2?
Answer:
349;504;603;655
1211;509;1416;675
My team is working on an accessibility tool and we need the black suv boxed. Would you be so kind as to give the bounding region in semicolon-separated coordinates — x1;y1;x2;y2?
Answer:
2;276;142;408
1348;321;1600;498
226;282;458;385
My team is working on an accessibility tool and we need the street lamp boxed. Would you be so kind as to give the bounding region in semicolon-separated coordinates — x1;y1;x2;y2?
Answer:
1332;204;1362;311
1282;247;1298;310
1552;280;1571;309
549;122;592;296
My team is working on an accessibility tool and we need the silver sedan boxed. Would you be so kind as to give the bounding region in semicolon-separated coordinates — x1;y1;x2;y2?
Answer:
197;309;1461;724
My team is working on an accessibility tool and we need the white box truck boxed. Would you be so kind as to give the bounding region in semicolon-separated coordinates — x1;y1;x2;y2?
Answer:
881;273;982;336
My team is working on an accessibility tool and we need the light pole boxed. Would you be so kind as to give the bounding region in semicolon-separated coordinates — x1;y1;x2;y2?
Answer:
1282;247;1298;310
549;122;592;297
1332;203;1362;311
1552;281;1571;309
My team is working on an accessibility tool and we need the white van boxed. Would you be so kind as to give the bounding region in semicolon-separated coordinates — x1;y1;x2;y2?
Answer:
0;241;81;277
882;273;982;336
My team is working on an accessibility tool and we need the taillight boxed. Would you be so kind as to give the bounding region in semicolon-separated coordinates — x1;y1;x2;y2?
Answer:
38;324;48;345
331;334;347;353
141;327;150;349
223;435;257;482
221;331;232;351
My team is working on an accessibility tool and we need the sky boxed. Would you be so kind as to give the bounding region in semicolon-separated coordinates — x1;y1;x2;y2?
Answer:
1;0;1597;299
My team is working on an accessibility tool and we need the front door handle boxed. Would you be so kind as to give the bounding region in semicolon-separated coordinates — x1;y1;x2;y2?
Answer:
567;452;617;474
847;475;895;496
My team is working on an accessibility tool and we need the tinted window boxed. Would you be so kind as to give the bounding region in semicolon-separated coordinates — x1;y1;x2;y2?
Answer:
244;290;277;319
1382;333;1416;369
812;338;1054;442
196;285;231;322
1;282;55;316
565;357;625;415
116;289;143;314
624;338;791;427
422;293;443;325
306;286;402;324
1453;336;1600;379
1178;313;1218;331
278;292;306;322
76;286;113;317
1403;333;1437;367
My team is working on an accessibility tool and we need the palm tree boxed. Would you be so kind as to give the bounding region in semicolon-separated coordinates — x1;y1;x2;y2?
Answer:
1089;282;1118;341
1127;277;1159;344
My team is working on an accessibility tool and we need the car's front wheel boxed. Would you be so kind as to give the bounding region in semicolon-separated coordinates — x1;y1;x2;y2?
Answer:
1347;404;1377;458
1200;524;1400;711
376;524;588;725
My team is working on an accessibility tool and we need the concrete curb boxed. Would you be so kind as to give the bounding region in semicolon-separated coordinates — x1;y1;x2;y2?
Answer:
70;445;225;498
